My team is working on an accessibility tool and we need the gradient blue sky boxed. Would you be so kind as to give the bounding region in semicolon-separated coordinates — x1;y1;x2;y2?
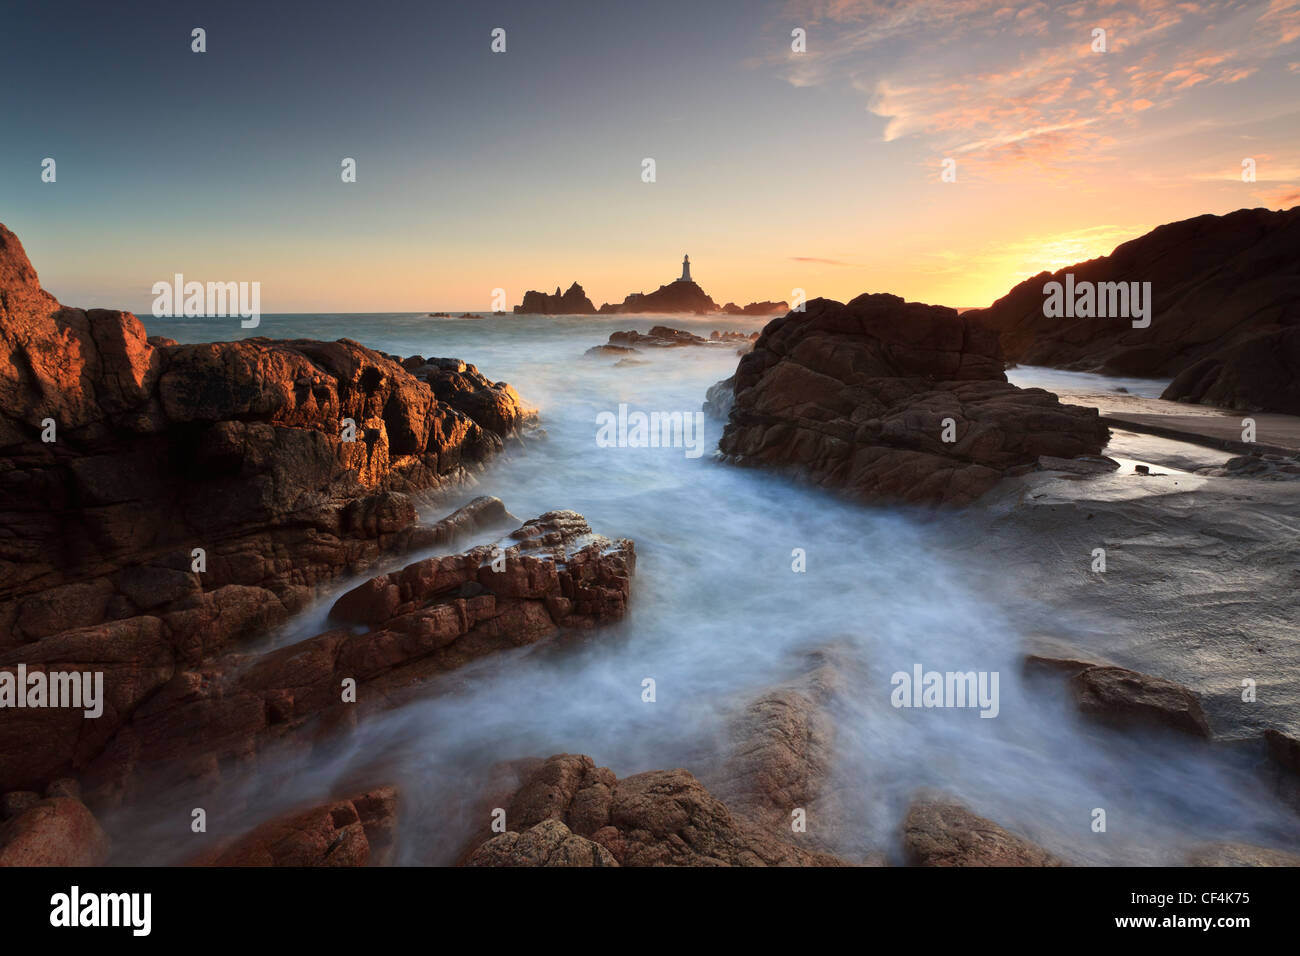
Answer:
3;0;1297;312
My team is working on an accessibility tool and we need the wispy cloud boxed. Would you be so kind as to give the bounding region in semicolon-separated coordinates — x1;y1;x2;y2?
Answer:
772;0;1300;179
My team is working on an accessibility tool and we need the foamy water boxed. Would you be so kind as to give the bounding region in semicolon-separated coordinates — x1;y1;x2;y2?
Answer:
123;313;1298;865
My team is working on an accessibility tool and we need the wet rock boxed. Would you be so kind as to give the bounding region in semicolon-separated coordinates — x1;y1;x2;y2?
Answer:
712;651;840;845
465;819;618;867
0;221;530;795
703;375;736;420
189;786;397;867
902;798;1062;867
1070;666;1211;737
464;754;846;867
79;511;633;806
717;293;1109;506
0;796;111;866
1037;455;1121;476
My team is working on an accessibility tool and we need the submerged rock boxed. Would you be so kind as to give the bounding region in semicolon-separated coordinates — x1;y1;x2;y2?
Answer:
711;650;841;846
902;797;1062;867
717;293;1109;506
189;786;397;867
1070;665;1211;737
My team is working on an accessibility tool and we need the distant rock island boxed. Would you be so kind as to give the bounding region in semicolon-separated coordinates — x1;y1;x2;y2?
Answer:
720;300;790;316
513;282;596;315
514;256;788;317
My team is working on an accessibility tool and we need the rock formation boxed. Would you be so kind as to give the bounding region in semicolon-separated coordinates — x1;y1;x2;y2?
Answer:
0;221;539;800
462;754;845;866
46;510;632;807
189;786;397;867
513;282;597;315
716;293;1110;506
599;280;719;315
1069;665;1211;737
0;787;110;866
902;796;1062;866
964;206;1300;413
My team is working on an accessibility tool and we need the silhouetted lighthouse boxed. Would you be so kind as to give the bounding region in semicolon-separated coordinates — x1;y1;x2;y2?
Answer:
677;254;692;283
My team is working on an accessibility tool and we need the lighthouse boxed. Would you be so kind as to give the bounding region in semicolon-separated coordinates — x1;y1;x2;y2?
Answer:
677;254;692;283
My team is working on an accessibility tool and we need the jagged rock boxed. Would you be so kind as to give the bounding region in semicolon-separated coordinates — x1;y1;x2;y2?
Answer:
711;651;840;844
717;293;1109;506
0;796;111;866
76;511;632;807
964;207;1300;413
465;819;618;867
463;754;846;867
902;798;1061;866
189;786;397;866
1069;666;1211;737
513;283;597;315
0;222;530;795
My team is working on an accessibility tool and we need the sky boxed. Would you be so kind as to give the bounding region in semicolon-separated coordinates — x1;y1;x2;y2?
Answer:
2;0;1297;313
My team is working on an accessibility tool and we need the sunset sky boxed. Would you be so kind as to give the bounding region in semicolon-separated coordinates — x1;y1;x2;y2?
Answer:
3;0;1297;313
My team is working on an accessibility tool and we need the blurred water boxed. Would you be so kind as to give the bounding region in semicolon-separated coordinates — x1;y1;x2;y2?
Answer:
128;313;1298;865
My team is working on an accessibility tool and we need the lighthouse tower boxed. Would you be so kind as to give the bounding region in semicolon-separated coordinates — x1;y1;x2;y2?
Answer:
677;254;692;283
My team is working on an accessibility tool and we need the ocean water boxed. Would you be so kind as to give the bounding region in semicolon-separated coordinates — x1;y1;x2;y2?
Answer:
126;312;1298;865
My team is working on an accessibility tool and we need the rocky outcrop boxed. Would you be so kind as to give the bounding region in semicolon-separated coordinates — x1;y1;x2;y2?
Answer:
717;293;1110;506
1069;665;1211;737
1163;325;1300;414
462;754;846;866
711;651;841;845
0;793;110;866
189;786;397;866
466;818;618;867
599;281;719;315
902;797;1062;866
69;510;632;807
964;207;1300;412
0;220;532;796
513;283;597;315
0;221;530;657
